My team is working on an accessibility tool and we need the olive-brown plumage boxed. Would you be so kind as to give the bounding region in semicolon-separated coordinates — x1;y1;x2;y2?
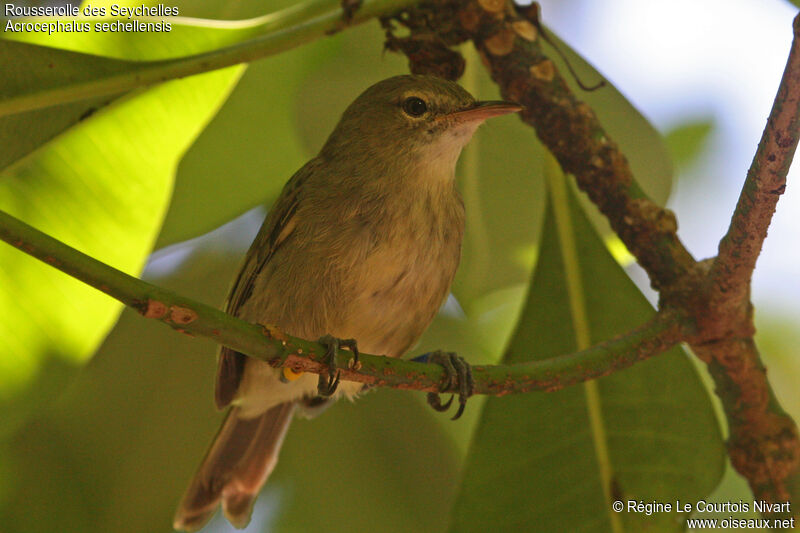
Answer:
173;75;521;531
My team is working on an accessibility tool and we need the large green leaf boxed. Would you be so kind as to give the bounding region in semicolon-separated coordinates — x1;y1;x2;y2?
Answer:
0;7;268;171
450;168;724;532
0;40;136;170
4;4;304;59
0;67;239;436
0;1;394;248
0;0;366;174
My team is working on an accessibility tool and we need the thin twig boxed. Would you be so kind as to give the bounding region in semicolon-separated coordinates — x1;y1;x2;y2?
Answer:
709;14;800;313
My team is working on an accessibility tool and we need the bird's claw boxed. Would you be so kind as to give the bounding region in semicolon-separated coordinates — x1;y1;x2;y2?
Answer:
316;334;359;397
423;350;473;420
427;393;454;412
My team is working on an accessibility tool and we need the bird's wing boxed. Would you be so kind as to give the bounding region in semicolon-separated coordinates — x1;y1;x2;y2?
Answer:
215;162;315;409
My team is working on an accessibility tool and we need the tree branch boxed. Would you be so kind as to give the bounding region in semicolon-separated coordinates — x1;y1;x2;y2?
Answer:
0;208;683;397
693;339;799;509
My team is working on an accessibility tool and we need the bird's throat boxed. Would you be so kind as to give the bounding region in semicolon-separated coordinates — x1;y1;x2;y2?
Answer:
415;122;481;185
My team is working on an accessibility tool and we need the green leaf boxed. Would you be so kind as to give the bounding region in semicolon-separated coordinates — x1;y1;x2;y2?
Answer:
5;8;297;60
293;23;408;152
0;0;403;172
663;118;715;169
450;169;724;532
1;2;407;248
0;5;278;171
2;2;272;246
0;40;136;170
0;67;239;437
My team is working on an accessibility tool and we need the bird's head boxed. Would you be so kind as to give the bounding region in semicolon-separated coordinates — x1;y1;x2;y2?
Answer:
320;75;522;179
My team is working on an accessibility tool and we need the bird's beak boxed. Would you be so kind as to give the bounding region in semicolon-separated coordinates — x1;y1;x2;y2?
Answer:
447;100;523;122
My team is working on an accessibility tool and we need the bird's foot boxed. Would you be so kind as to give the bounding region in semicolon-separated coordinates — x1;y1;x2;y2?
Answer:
316;334;359;397
413;350;473;420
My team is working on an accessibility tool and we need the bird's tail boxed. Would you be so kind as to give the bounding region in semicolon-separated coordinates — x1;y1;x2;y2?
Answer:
173;402;295;531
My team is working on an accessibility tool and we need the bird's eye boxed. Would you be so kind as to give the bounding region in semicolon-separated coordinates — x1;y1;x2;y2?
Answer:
402;97;428;117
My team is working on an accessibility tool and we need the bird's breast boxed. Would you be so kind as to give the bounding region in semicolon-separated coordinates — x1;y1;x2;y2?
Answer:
331;188;465;358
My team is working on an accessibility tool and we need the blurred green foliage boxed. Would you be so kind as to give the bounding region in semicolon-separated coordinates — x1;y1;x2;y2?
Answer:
664;119;715;170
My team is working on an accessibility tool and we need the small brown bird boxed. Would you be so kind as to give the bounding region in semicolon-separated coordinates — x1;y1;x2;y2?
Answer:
173;74;521;531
